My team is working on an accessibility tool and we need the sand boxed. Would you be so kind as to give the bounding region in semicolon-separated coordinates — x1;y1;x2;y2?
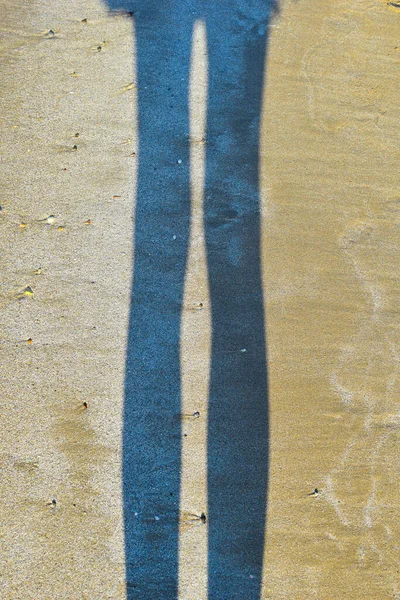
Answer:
1;0;400;597
261;0;400;597
1;0;135;597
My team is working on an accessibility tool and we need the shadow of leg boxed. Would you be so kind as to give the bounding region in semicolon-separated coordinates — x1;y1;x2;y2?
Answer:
205;13;270;600
123;8;192;598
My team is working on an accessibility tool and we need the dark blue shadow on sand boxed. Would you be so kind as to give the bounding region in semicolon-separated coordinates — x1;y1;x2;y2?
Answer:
104;2;277;598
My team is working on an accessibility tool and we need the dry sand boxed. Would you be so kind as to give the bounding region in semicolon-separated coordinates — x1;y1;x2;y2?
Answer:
1;0;135;597
1;0;400;597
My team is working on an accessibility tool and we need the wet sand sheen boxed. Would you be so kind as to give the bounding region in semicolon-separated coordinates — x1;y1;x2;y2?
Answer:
261;0;400;597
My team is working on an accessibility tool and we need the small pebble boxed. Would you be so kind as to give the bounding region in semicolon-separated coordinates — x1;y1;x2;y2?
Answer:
39;215;55;224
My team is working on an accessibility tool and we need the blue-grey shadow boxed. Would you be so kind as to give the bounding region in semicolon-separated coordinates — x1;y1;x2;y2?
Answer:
104;2;277;598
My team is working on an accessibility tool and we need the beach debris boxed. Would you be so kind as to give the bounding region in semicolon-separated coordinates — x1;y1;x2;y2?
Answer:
308;488;319;497
42;29;56;38
26;338;33;345
57;226;64;231
78;401;89;413
177;158;183;165
181;511;207;526
36;214;56;225
115;82;136;95
84;219;91;225
91;40;106;52
186;302;204;310
20;286;33;297
56;144;78;153
180;411;201;420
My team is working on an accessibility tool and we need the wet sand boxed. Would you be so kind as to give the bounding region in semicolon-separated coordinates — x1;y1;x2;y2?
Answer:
1;0;400;597
261;0;400;597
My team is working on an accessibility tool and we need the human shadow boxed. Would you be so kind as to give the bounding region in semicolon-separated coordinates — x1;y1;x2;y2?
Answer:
105;2;277;598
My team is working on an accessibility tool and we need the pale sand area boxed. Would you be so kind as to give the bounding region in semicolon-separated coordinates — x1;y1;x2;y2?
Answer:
1;0;135;597
1;0;400;598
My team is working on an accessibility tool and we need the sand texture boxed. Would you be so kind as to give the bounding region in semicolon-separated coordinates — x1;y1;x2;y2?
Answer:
1;0;400;597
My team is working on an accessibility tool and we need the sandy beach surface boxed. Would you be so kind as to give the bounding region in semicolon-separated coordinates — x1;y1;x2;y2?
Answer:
1;0;400;598
1;0;135;597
